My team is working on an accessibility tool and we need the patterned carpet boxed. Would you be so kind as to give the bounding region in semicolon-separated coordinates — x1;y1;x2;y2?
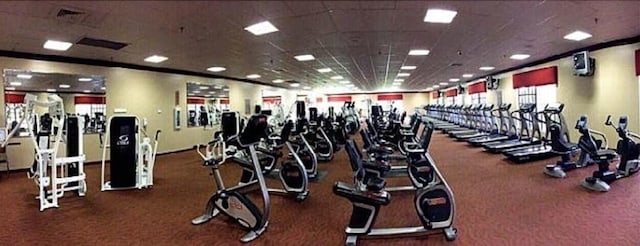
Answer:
1;132;639;246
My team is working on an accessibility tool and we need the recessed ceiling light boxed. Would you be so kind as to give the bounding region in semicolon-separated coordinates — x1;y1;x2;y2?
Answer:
510;54;531;60
78;78;92;82
246;74;261;79
290;83;300;87
244;21;279;36
83;90;91;93
346;84;355;88
17;74;32;79
43;40;73;51
207;67;226;72
479;66;495;71
440;82;449;85
449;78;460;82
394;79;405;82
339;80;351;84
408;49;430;56
392;82;402;86
303;86;311;90
272;79;284;83
563;30;592;41
401;66;417;70
9;82;21;86
59;84;71;88
331;76;344;80
397;73;410;77
426;88;434;91
144;55;168;63
5;87;15;90
462;74;474;78
424;9;458;23
188;93;194;96
193;90;201;93
223;88;230;91
433;85;440;88
46;89;56;92
209;91;216;94
317;68;332;73
199;86;209;89
294;54;315;61
101;87;106;90
214;85;222;89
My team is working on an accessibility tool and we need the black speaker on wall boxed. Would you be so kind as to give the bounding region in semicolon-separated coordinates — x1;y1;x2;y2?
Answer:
486;76;500;90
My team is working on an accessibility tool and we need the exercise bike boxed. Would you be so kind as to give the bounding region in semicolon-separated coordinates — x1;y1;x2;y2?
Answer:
543;116;599;178
581;115;640;192
333;134;457;245
191;113;271;243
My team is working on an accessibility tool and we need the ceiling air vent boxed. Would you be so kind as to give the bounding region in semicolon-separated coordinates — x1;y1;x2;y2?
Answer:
57;8;83;17
76;37;128;50
449;63;463;67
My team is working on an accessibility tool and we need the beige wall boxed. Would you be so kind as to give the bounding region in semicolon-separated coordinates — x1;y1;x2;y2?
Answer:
484;43;640;143
0;57;276;170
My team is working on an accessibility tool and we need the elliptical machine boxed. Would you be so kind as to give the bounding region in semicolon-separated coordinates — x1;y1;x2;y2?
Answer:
306;107;334;161
191;112;271;243
543;116;599;178
581;115;640;192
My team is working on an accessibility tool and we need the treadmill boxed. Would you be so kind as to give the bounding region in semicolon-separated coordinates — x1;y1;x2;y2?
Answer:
452;104;496;140
503;103;566;163
442;105;477;133
482;103;542;153
467;103;517;146
447;104;486;136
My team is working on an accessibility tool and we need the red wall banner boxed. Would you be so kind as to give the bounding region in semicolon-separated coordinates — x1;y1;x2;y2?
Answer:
432;91;439;99
187;98;205;104
5;93;25;103
513;66;558;88
445;89;458;97
263;96;281;104
468;81;487;94
75;96;106;104
220;98;229;104
377;94;403;101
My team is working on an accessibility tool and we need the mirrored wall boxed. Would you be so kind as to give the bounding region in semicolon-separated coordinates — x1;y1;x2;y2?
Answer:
185;82;230;128
3;69;106;135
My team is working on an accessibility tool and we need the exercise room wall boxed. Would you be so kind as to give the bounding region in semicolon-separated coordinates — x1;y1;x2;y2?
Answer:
483;42;640;142
0;56;273;170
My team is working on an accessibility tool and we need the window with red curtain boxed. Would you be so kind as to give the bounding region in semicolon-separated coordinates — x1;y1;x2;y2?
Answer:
377;94;403;101
635;49;639;76
74;96;106;104
187;98;205;104
4;93;25;103
445;89;458;97
220;99;229;104
512;66;558;89
467;81;487;94
262;96;281;104
327;95;352;102
432;91;439;99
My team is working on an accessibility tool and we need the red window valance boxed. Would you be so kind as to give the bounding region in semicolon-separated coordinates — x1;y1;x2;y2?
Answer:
468;81;487;94
513;66;558;88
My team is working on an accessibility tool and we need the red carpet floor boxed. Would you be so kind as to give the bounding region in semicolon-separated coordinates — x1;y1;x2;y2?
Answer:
1;133;640;245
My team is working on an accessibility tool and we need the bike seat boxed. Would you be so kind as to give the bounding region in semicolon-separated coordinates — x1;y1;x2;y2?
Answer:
366;176;387;192
333;182;391;206
594;149;618;161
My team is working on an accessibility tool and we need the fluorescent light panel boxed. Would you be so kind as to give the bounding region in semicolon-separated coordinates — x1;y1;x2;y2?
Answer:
408;49;430;56
424;9;458;23
401;66;417;70
303;86;311;90
199;86;209;89
394;79;404;82
144;55;168;63
290;83;300;87
294;54;315;61
207;67;226;72
510;54;531;60
246;74;261;79
449;78;460;82
479;66;495;71
59;84;71;88
5;87;15;90
17;74;32;79
331;75;344;80
392;82;402;86
397;73;410;77
563;30;592;41
83;90;91;93
317;68;332;73
46;89;56;92
272;79;284;83
244;21;279;36
78;78;92;82
9;82;21;86
462;74;474;78
43;40;72;51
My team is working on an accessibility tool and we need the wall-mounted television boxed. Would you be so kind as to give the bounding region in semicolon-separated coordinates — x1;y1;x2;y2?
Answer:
573;51;595;76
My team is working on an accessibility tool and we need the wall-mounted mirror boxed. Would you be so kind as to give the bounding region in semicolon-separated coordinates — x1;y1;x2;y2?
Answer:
3;69;106;136
185;82;229;128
